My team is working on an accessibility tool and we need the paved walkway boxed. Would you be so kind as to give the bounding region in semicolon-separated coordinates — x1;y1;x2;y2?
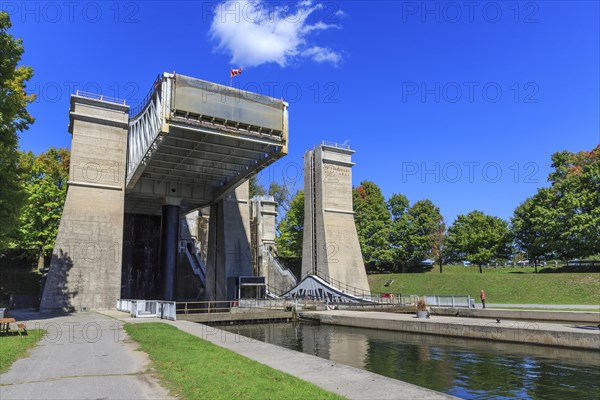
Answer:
0;311;171;400
103;311;457;400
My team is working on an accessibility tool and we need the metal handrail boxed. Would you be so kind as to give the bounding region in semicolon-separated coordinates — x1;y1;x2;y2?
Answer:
75;90;127;105
321;140;350;150
129;73;164;118
267;251;298;286
271;269;393;300
176;299;289;315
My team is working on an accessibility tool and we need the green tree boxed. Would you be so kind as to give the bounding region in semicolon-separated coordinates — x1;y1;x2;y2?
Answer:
388;197;443;272
268;182;292;213
354;181;392;270
547;145;600;260
275;190;304;258
0;12;35;250
445;211;512;273
409;199;444;266
430;215;446;273
388;193;411;272
248;174;266;197
14;148;70;269
511;188;556;272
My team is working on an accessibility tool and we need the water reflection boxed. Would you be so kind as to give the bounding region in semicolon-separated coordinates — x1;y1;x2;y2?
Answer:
222;323;600;400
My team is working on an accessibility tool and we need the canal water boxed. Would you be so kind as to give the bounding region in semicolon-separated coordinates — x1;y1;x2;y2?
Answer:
221;322;600;399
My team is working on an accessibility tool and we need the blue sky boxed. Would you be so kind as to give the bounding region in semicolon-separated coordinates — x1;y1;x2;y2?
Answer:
6;0;599;224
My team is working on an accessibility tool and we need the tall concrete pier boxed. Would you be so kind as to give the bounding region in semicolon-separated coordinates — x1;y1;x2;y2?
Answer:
205;182;252;301
301;143;370;292
40;96;129;311
250;196;297;291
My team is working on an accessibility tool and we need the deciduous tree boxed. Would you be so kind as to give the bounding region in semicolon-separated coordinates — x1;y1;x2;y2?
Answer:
511;188;556;272
445;211;512;273
275;190;304;258
14;148;70;269
547;146;600;260
353;181;392;270
0;12;35;250
431;215;446;273
248;174;266;197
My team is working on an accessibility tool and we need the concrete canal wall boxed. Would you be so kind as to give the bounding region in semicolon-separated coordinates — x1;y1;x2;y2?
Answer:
433;307;600;324
303;310;600;351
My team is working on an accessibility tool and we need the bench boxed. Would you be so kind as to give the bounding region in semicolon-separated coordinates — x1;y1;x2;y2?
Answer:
0;317;16;333
0;318;28;335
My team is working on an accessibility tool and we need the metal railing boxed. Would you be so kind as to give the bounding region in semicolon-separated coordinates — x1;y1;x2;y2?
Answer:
182;240;206;286
176;299;289;315
75;90;127;105
424;295;473;308
321;140;350;150
129;74;162;118
270;270;397;302
116;299;177;320
267;251;298;288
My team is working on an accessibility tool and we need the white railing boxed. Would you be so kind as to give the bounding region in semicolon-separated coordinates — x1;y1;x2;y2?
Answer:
321;140;350;150
126;77;167;187
75;90;127;105
116;299;177;320
425;295;473;308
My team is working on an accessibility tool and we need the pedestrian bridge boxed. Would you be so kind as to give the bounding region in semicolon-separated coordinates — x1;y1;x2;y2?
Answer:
125;72;288;215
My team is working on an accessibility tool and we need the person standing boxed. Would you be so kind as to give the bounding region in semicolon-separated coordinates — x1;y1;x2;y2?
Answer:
480;289;486;309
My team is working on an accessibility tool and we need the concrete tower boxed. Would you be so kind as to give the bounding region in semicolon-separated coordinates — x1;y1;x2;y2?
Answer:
40;95;129;311
301;143;370;292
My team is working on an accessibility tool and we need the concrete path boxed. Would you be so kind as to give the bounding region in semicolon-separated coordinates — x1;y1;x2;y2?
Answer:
103;311;457;400
0;311;171;400
486;303;600;310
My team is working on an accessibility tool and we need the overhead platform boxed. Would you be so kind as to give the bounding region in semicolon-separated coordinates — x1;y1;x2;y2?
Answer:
125;73;288;215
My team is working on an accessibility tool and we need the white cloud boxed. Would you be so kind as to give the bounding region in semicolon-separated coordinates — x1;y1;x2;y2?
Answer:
209;0;343;68
302;46;341;65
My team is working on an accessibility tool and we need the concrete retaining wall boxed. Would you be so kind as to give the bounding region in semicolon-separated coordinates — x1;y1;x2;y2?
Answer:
434;307;600;324
304;311;600;350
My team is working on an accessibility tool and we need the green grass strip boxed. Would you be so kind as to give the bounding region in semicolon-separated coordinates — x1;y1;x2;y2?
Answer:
369;266;600;305
0;330;45;374
124;323;344;400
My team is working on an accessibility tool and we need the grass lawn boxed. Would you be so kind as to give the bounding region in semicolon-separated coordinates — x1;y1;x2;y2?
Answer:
0;330;45;374
368;265;600;305
491;307;600;312
124;323;344;400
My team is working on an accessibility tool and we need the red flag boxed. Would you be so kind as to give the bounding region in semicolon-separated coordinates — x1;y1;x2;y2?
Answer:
230;67;242;78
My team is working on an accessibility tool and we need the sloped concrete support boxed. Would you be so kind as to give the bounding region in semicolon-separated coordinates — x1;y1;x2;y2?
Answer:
205;182;252;301
301;144;370;292
40;96;128;311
